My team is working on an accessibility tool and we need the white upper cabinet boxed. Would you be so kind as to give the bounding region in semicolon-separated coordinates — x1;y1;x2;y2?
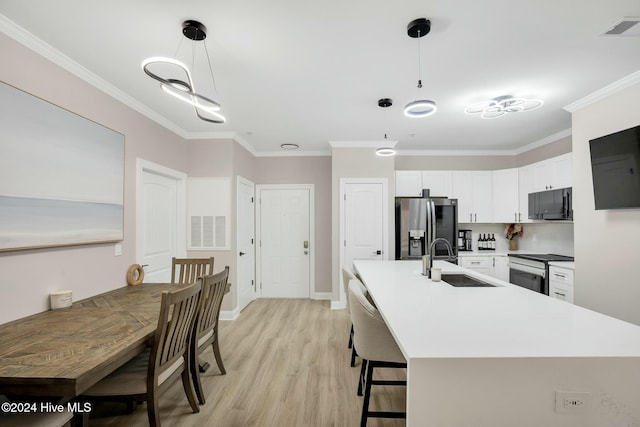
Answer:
421;171;453;197
532;153;573;192
517;165;534;223
452;171;492;223
395;153;571;223
492;168;519;223
395;171;423;197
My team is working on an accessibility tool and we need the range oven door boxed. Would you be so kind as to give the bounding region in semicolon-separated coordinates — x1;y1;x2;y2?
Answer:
508;262;546;294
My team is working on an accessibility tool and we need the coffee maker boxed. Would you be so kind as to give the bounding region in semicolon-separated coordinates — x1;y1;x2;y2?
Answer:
458;229;473;251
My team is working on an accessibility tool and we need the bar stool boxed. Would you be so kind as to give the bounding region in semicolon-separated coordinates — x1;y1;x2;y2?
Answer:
348;280;407;427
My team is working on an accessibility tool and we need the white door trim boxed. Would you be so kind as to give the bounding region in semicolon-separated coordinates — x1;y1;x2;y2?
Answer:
256;184;315;298
334;177;389;310
135;158;187;264
236;175;256;312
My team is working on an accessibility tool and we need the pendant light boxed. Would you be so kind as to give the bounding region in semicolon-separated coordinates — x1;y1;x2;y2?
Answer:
142;20;226;123
376;98;397;156
404;18;437;118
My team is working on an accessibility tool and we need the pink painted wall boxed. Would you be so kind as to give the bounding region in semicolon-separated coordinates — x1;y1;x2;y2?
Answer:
0;34;188;323
255;156;332;294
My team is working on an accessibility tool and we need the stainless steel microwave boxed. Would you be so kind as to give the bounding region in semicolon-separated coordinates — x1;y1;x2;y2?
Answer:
528;187;572;220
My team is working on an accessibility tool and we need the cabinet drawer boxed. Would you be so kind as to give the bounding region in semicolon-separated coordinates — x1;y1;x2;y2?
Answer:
460;257;491;269
549;266;573;285
549;281;574;304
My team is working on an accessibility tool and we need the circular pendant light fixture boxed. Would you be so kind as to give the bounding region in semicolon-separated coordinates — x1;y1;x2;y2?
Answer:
404;18;437;118
376;99;397;156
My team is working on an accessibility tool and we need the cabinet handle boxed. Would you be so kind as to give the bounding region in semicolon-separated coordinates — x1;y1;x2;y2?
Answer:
554;292;566;297
514;213;517;222
471;261;481;265
553;273;566;278
470;213;472;222
493;258;495;268
518;213;521;221
474;213;477;222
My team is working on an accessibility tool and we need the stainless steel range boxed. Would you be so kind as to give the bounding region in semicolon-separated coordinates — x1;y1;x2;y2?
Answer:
507;254;574;295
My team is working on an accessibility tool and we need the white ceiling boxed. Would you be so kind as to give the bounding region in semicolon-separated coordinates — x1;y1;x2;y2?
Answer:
1;0;639;155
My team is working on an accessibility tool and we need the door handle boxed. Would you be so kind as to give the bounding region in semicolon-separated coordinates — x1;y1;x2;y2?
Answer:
303;240;309;249
239;252;246;256
304;250;309;255
372;250;382;255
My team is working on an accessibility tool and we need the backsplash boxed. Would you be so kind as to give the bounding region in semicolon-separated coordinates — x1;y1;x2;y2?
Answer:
459;222;574;256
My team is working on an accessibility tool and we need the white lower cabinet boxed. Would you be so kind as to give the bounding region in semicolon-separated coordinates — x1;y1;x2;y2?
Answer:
549;265;574;304
460;255;509;282
492;255;510;282
460;256;492;275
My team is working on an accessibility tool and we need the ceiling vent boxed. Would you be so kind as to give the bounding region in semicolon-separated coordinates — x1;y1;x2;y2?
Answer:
600;17;640;37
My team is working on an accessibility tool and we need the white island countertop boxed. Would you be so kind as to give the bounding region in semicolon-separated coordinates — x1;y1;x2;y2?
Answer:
353;259;640;359
352;259;640;426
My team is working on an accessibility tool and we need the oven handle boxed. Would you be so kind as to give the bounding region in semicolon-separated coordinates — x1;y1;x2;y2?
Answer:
508;262;546;278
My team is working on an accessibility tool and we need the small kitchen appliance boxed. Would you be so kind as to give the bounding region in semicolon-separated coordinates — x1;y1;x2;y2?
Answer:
458;229;473;251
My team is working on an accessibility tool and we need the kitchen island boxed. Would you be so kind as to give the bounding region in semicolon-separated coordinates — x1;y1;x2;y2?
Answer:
353;259;640;427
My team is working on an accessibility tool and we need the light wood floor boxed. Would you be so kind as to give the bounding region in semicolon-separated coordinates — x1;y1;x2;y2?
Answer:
89;299;406;427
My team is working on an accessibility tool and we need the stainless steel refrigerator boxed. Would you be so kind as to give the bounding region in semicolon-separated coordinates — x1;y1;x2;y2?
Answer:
395;197;459;262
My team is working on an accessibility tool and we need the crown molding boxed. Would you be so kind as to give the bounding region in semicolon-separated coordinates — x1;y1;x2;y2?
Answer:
1;14;189;138
329;140;399;148
564;70;640;113
511;128;572;155
396;128;571;157
396;149;516;157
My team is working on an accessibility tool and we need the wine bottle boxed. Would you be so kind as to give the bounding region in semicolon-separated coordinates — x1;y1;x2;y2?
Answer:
490;233;496;250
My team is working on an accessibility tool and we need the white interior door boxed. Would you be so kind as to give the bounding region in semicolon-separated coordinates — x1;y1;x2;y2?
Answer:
344;182;384;265
259;187;311;298
237;177;256;311
136;160;186;283
339;180;386;308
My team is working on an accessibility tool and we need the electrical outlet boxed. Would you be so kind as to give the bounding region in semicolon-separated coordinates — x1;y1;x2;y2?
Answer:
555;391;590;413
114;243;122;256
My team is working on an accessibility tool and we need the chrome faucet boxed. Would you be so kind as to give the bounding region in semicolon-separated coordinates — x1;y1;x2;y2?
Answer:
427;238;454;278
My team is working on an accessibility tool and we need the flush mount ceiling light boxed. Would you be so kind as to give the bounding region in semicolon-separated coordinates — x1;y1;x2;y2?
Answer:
142;20;225;124
280;143;299;150
404;18;437;118
465;95;543;119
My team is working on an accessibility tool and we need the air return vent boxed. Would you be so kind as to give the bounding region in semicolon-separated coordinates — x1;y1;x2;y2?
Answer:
601;17;640;37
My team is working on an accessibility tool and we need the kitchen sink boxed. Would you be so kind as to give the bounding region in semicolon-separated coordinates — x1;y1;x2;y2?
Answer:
441;274;496;287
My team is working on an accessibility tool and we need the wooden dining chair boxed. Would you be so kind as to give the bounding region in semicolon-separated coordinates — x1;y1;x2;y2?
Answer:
190;267;230;405
171;257;214;285
348;280;407;427
83;282;202;427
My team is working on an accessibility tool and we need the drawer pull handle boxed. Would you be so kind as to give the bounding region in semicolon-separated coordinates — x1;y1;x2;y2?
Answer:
554;292;566;297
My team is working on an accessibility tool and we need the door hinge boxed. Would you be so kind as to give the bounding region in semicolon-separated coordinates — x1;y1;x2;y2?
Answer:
344;240;346;246
344;194;346;200
251;238;254;244
251;197;254;203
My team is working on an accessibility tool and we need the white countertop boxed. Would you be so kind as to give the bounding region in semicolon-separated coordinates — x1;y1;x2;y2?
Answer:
353;259;640;360
548;261;575;269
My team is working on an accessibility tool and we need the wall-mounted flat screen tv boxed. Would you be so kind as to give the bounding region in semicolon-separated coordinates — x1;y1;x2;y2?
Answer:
589;124;640;210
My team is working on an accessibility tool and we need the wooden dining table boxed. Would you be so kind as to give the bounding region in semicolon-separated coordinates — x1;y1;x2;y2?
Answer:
0;283;180;400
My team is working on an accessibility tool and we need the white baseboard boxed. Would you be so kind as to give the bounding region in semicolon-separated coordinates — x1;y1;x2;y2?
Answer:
220;307;240;321
311;292;332;300
330;300;346;310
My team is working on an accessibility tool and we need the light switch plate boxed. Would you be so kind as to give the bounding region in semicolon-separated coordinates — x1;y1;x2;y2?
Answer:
114;243;122;256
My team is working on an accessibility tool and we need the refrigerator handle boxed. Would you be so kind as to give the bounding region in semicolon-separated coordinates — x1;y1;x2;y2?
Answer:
430;200;436;246
426;199;432;253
